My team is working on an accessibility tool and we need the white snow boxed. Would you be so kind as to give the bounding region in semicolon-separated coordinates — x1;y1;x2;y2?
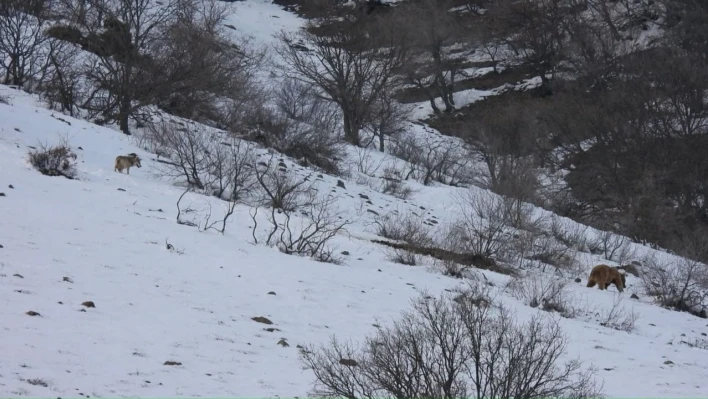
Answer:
1;1;708;398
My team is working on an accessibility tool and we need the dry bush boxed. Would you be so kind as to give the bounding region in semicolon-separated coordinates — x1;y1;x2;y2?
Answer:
363;89;410;152
447;190;517;260
640;255;708;317
27;141;77;179
527;232;580;275
550;215;589;252
379;165;416;200
206;138;259;202
146;120;214;190
598;294;639;332
255;78;344;175
146;119;259;203
387;248;423;266
300;284;601;399
434;258;475;279
507;272;577;318
587;231;636;264
390;133;472;186
253;155;314;212
374;210;433;247
352;146;386;176
251;191;350;264
375;210;435;266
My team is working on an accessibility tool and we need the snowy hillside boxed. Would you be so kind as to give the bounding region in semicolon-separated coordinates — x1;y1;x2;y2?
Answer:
2;0;708;398
2;79;708;399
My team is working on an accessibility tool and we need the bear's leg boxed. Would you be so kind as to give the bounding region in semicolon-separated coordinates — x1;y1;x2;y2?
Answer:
598;282;606;290
615;279;624;292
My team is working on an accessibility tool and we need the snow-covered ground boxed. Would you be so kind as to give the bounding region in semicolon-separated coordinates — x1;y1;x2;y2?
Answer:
2;1;708;397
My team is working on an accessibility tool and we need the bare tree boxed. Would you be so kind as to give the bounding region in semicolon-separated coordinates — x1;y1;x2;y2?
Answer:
463;101;540;203
640;255;708;317
256;77;344;174
41;38;84;116
498;0;574;93
251;184;350;264
253;154;314;212
362;89;410;152
147;119;214;190
0;0;52;88
275;17;408;146
300;285;601;399
447;189;517;260
393;0;468;114
507;272;576;317
391;133;471;186
150;1;267;127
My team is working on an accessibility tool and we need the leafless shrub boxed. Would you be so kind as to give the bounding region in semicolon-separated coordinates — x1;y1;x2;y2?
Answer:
588;231;636;263
379;166;416;200
251;192;350;264
198;195;239;235
0;92;8;104
387;248;423;266
598;294;638;332
253;155;314;212
27;140;77;179
362;89;410;152
678;338;708;351
447;190;516;259
390;133;471;186
207;138;259;203
374;210;433;247
507;272;577;318
147;120;214;190
300;286;601;399
640;255;708;317
550;215;589;252
175;187;198;228
434;258;474;279
528;232;579;274
352;146;386;176
25;378;48;387
254;78;344;175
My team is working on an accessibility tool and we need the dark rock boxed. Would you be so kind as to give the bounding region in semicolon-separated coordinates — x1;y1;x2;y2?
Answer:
81;301;95;308
574;278;582;283
631;293;639;299
252;316;273;325
337;180;346;189
164;360;182;366
341;251;350;256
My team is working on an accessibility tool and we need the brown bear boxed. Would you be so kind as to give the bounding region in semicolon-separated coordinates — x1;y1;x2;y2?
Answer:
586;264;626;292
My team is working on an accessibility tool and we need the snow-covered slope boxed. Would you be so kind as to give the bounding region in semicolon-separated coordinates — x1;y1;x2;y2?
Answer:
2;1;708;397
2;79;708;399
